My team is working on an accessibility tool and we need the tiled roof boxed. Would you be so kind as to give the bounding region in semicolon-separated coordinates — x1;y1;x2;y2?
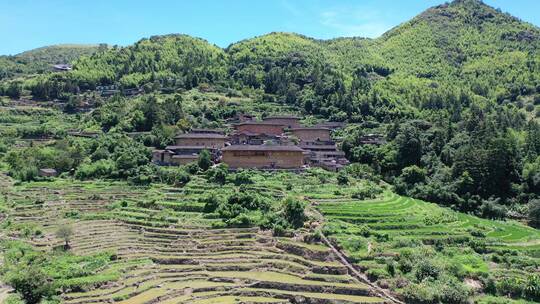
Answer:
190;128;225;134
172;155;199;159
300;145;338;150
264;115;300;120
290;127;330;131
235;121;286;126
165;145;218;150
174;133;227;139
222;145;305;152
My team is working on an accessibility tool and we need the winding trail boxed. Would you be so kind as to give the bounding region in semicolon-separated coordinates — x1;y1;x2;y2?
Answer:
0;287;13;304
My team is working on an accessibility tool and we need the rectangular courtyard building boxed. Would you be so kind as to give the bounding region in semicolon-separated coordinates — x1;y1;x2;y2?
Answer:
221;145;306;169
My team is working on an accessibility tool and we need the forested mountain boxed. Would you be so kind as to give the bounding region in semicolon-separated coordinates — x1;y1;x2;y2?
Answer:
0;44;104;80
376;0;540;101
14;0;536;118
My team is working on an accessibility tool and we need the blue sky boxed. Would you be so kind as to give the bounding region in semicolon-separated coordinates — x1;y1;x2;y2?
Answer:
1;0;539;55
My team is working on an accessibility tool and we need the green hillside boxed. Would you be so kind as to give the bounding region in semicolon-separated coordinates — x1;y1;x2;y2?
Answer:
0;44;103;80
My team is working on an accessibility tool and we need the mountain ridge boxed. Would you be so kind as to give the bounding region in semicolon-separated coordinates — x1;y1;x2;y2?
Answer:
4;0;540;118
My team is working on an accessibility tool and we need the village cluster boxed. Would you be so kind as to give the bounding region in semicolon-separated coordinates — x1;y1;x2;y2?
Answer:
152;114;353;171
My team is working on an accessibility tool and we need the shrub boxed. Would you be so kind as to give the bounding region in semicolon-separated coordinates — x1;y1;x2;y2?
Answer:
3;263;54;304
156;167;191;186
127;164;155;185
205;164;228;184
529;199;540;228
227;213;255;228
415;260;442;282
496;277;523;298
479;199;506;219
352;182;383;200
227;191;270;212
201;193;223;213
282;197;306;229
11;165;39;182
197;149;212;171
366;268;389;281
75;159;115;180
233;169;254;185
184;162;199;174
400;165;426;185
402;277;469;304
337;171;349;185
524;274;540;301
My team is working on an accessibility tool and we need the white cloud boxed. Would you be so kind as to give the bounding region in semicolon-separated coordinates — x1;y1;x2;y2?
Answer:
319;5;390;38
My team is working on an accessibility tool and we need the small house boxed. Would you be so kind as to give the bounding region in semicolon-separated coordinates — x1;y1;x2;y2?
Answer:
53;64;72;71
39;168;58;177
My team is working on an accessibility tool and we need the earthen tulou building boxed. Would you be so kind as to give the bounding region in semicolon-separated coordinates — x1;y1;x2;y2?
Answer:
152;114;349;170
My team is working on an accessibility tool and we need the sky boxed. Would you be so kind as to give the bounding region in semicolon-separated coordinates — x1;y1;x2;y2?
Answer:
1;0;540;55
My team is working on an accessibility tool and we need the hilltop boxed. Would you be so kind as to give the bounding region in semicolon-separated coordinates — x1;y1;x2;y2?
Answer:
0;44;104;80
2;0;535;114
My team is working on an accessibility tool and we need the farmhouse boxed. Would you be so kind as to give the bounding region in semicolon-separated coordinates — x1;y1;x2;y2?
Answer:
221;145;306;169
153;145;221;165
289;127;331;143
300;144;350;169
38;168;58;177
359;133;386;145
53;64;72;71
263;115;301;129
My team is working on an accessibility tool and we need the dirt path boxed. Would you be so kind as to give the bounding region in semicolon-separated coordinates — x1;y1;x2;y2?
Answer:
0;287;13;304
306;198;404;304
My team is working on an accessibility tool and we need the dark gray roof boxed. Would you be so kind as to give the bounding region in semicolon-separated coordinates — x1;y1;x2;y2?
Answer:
174;133;227;139
222;145;305;152
172;155;199;159
190;128;225;134
290;127;330;131
300;145;338;150
235;121;286;126
314;121;346;128
165;145;218;150
264;115;300;120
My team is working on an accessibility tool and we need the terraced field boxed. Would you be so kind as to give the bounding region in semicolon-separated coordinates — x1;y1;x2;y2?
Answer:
0;174;391;304
314;192;540;300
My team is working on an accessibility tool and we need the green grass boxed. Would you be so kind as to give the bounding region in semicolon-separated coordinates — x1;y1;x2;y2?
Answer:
316;192;540;302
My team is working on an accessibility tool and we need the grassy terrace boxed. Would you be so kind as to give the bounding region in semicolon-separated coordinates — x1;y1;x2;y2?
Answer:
0;172;387;304
315;192;540;302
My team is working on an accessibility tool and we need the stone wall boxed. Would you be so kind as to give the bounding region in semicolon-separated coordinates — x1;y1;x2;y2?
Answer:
222;151;304;169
